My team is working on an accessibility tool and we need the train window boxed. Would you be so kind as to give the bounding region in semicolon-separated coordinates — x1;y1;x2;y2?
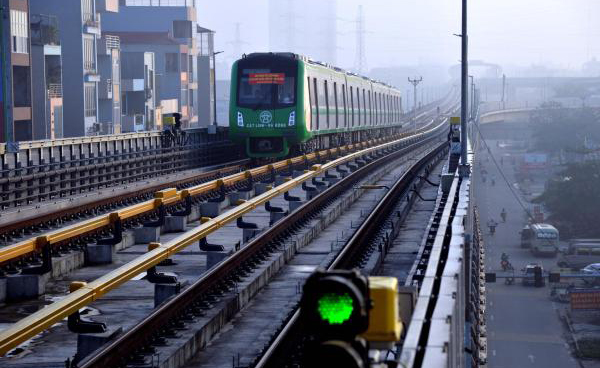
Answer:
237;65;297;109
367;91;373;125
334;82;339;128
350;86;355;127
362;89;367;126
356;88;361;126
342;84;347;128
313;78;319;130
324;80;330;128
374;92;378;124
307;77;313;130
383;95;392;123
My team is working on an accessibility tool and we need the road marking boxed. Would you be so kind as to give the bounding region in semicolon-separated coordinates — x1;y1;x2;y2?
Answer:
492;350;496;356
489;301;493;307
528;354;535;363
490;314;495;321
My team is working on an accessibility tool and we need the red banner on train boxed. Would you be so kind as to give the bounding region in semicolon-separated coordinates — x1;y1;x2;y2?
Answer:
249;73;285;85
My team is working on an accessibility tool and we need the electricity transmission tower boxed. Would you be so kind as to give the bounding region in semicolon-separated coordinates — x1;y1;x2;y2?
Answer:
354;5;366;74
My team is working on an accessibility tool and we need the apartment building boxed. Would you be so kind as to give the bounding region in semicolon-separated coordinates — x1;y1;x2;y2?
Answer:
0;0;34;142
30;13;63;140
103;0;200;128
30;0;120;137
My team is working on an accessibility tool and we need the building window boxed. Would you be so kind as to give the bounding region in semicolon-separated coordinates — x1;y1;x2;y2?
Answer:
84;83;97;118
82;0;94;24
10;10;29;54
165;53;178;72
13;66;31;107
83;36;95;72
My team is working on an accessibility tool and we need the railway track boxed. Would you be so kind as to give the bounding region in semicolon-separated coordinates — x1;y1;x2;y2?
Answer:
76;126;449;368
255;142;448;368
0;96;458;366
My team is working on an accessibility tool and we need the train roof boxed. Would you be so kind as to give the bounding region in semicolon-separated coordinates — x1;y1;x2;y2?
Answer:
241;52;396;90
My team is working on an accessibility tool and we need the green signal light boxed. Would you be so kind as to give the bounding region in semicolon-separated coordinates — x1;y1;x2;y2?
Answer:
317;292;354;325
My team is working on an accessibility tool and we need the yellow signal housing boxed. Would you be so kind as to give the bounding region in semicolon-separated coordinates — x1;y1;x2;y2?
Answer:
361;276;403;347
450;116;461;125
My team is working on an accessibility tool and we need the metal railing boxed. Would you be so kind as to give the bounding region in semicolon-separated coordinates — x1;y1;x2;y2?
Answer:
122;0;196;7
47;84;62;98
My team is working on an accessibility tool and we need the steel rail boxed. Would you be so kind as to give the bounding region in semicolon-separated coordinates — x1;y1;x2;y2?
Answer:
77;123;448;368
254;139;449;368
0;121;446;356
0;93;456;265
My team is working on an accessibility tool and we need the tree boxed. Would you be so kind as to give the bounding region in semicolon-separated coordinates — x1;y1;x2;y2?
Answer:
530;107;600;154
535;161;600;237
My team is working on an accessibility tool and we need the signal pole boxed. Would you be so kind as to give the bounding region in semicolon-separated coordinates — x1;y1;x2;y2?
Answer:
408;77;423;132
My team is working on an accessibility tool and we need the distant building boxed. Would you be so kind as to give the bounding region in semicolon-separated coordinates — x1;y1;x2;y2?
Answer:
119;51;157;132
102;0;201;129
0;0;34;142
30;13;63;140
30;0;121;137
97;33;122;134
268;0;337;65
196;26;215;127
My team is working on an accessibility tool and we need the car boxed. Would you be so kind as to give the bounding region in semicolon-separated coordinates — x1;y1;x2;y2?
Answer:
582;263;600;275
522;263;545;286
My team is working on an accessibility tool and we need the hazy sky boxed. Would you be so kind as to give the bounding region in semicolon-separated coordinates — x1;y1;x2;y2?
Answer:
197;1;600;72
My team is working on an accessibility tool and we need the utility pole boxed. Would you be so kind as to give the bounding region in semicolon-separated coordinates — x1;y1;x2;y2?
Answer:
459;0;469;173
408;77;423;132
212;51;224;127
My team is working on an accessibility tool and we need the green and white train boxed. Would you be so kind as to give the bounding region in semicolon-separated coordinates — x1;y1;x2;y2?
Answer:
229;53;406;158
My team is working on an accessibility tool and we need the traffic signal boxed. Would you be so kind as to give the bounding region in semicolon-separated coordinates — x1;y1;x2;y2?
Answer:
300;269;370;368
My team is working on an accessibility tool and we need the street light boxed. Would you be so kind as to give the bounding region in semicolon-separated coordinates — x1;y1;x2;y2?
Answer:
212;51;224;127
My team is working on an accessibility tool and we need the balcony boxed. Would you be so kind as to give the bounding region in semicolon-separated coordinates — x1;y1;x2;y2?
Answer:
83;13;101;35
30;14;60;46
47;84;63;98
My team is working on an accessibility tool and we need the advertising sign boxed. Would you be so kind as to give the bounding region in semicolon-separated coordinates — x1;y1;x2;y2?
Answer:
570;289;600;310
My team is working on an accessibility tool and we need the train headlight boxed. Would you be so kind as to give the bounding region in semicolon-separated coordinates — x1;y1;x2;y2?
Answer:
288;111;296;126
237;112;244;127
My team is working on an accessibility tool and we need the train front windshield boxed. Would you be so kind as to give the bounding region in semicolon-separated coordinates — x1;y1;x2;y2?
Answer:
237;57;297;110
